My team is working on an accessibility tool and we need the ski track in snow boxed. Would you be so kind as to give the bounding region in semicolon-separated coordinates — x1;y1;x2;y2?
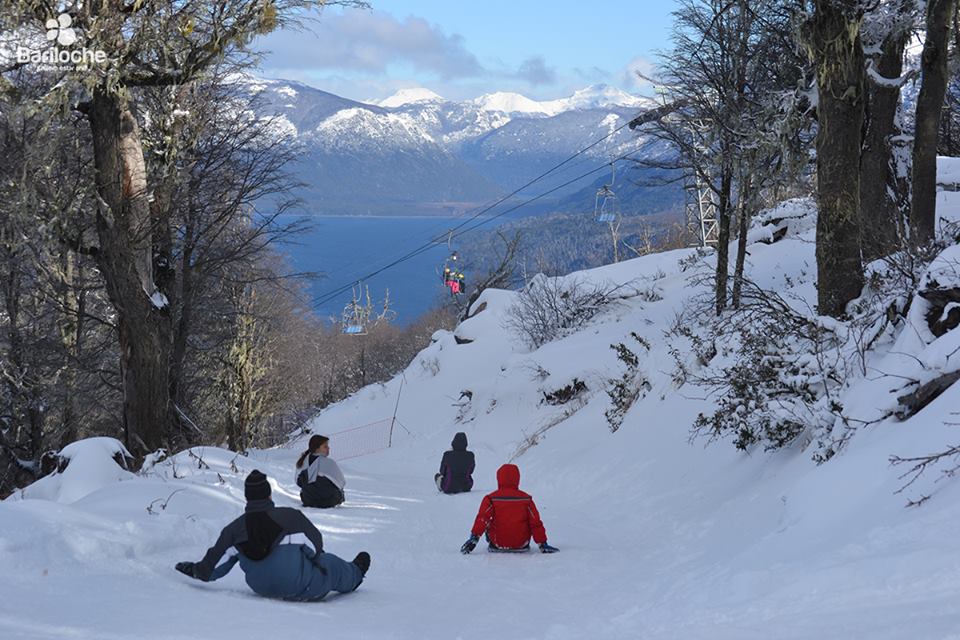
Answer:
4;172;960;639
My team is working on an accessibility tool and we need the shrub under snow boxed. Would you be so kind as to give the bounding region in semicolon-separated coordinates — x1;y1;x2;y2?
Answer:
15;438;134;504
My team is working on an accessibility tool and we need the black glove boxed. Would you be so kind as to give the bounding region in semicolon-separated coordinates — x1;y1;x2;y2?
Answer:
460;535;479;554
539;542;559;554
175;561;200;579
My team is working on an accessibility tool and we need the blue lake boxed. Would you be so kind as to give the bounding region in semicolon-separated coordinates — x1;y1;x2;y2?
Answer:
279;216;495;326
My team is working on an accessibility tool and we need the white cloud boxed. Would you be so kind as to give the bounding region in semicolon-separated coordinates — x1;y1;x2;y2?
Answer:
255;9;483;80
620;56;656;92
253;10;649;103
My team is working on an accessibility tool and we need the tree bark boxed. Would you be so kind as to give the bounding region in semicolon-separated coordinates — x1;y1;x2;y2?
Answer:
860;25;908;261
57;248;81;448
88;86;173;453
805;0;866;318
732;172;752;309
169;207;196;409
714;159;733;315
0;244;45;471
911;0;959;245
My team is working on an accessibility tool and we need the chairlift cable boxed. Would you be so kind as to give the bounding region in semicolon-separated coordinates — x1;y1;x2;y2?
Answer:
312;157;628;308
311;107;658;308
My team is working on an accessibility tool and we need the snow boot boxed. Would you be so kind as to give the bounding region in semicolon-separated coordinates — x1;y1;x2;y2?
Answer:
352;551;371;576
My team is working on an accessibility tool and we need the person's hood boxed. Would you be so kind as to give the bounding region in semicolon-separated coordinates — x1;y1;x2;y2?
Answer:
451;432;468;451
496;464;520;490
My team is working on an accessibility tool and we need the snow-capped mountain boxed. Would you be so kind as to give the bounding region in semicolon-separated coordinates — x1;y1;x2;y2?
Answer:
552;84;650;111
376;87;446;108
240;75;672;216
469;84;650;117
471;91;555;115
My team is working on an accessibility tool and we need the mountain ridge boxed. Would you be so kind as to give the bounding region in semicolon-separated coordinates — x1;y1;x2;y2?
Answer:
241;74;679;217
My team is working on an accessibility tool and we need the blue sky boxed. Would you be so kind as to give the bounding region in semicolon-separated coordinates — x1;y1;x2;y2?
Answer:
254;0;676;102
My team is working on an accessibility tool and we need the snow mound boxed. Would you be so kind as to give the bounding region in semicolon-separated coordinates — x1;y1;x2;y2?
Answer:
904;242;960;346
18;438;133;504
936;157;960;231
746;197;817;245
938;155;960;189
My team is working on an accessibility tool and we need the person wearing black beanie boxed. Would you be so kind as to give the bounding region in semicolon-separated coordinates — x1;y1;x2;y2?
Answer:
244;470;271;501
175;470;371;601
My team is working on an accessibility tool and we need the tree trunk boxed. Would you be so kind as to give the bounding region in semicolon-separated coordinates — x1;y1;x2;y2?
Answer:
732;172;752;309
88;86;173;454
860;26;908;261
0;248;45;471
911;0;959;245
714;162;733;315
609;218;621;263
57;248;82;447
169;211;196;409
360;343;366;388
730;0;753;310
939;8;960;157
806;0;866;318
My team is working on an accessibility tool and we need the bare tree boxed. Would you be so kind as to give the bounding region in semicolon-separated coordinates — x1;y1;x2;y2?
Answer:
647;0;808;314
0;66;122;491
461;230;523;320
505;275;632;349
2;0;364;454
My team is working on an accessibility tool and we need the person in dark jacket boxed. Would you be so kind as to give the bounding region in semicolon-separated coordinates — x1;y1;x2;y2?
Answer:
434;432;475;494
460;463;559;554
175;470;369;601
295;435;345;508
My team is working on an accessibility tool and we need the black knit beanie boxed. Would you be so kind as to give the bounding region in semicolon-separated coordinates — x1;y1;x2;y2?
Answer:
244;470;271;501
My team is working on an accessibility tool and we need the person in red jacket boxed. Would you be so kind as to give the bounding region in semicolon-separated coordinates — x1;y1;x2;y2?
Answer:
460;463;559;554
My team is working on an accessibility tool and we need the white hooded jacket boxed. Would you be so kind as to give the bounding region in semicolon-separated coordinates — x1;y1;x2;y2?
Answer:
296;454;346;492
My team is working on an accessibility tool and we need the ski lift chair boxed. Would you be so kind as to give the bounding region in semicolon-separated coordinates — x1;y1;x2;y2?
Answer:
341;294;368;336
594;162;619;223
595;185;618;223
441;245;464;294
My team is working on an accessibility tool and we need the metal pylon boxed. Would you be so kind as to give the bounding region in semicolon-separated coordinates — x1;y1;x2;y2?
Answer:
695;172;719;246
684;170;719;248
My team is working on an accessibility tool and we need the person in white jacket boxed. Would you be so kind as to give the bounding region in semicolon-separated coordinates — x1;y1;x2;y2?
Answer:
295;435;346;508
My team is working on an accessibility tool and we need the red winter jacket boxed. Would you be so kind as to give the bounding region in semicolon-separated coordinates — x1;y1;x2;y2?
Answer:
470;464;547;549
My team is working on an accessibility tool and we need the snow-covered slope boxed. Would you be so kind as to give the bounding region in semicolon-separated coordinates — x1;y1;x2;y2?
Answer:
5;165;960;638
